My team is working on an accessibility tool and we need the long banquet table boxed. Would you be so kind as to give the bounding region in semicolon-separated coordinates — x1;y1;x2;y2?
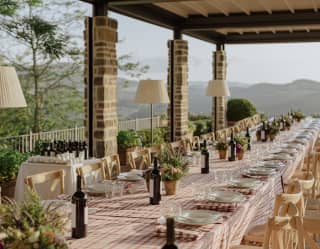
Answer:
68;120;318;249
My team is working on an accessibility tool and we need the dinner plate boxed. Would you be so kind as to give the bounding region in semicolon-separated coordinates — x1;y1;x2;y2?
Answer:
257;161;285;169
229;178;261;188
247;167;276;175
175;210;222;226
86;183;111;194
281;143;303;151
118;173;144;181
264;153;292;161
206;190;245;203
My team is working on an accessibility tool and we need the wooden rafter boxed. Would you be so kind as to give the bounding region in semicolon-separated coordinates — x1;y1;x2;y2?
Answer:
155;2;189;17
181;2;208;17
229;0;250;15
109;0;197;5
282;0;295;13
257;0;272;14
205;0;229;16
311;0;318;12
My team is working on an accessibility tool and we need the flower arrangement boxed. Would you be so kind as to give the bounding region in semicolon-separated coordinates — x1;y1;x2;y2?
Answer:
234;135;247;153
158;148;188;182
215;141;228;151
0;190;68;249
293;111;305;122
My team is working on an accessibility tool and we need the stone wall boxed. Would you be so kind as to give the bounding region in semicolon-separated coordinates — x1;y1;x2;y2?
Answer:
167;40;189;141
84;16;118;157
212;49;227;131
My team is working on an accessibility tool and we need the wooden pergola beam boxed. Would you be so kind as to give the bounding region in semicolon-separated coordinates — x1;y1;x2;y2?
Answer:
109;0;198;5
181;11;320;31
225;30;320;43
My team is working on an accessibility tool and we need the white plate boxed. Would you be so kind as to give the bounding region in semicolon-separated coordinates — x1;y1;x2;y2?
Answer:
257;161;285;169
118;173;143;181
175;210;221;226
247;167;276;175
264;153;292;161
86;183;111;194
206;190;245;203
229;178;261;188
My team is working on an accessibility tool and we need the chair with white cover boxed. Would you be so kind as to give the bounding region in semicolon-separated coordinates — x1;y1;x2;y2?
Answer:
76;162;106;187
232;212;304;249
128;149;151;170
243;181;304;245
24;169;65;200
102;154;121;180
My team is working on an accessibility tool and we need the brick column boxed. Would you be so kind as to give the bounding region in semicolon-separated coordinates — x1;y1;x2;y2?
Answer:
167;40;189;141
212;47;227;131
84;16;118;158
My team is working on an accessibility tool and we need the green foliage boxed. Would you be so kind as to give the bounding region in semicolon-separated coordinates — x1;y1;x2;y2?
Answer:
269;123;280;136
0;190;68;248
188;121;195;134
192;119;211;136
215;141;228;151
293;111;305;121
234;134;248;152
0;0;19;16
158;148;188;181
189;113;211;121
136;127;167;147
227;98;257;122
0;147;29;182
312;113;320;118
117;130;140;150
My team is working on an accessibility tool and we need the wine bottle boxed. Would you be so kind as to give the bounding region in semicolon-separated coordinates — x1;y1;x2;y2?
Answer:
49;142;56;157
280;115;285;131
261;122;267;142
72;175;88;238
228;132;236;161
150;157;161;205
161;218;179;249
245;127;251;151
201;140;209;174
40;142;47;156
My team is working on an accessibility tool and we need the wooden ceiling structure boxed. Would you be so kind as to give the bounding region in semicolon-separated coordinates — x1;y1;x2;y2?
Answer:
80;0;320;44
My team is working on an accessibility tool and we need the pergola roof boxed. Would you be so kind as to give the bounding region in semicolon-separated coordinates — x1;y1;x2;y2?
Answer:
82;0;320;44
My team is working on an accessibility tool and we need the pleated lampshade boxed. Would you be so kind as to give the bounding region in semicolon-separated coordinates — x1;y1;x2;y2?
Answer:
206;79;230;97
135;79;170;104
0;66;27;108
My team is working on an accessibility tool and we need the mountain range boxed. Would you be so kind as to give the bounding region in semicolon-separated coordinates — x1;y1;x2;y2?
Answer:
117;78;320;119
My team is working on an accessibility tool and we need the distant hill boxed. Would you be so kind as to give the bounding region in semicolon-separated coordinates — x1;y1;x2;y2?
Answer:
117;78;320;118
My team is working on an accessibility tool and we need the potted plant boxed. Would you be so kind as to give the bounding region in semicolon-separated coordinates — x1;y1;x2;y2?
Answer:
215;141;228;160
0;190;68;248
269;124;280;141
284;116;292;130
0;146;29;198
293;111;305;122
235;135;247;160
256;129;261;141
158;148;188;195
117;130;141;167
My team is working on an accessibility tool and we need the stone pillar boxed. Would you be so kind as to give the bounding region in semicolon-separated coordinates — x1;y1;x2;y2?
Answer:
167;40;189;141
84;16;118;158
212;47;227;131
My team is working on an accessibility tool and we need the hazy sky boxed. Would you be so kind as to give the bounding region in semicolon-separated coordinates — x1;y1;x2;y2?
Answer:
107;12;320;85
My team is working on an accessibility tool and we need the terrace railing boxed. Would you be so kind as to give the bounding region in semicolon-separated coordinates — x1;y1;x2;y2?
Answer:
0;116;164;153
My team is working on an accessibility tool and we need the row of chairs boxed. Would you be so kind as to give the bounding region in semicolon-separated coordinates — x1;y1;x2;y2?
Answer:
236;130;320;248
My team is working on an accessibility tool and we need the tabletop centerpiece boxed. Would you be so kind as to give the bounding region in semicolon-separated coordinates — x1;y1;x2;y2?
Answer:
268;123;280;141
158;148;188;195
0;190;68;249
234;135;248;160
215;140;228;160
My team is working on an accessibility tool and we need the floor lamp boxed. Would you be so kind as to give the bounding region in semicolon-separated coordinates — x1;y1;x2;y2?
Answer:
0;66;27;108
135;80;170;145
206;79;230;137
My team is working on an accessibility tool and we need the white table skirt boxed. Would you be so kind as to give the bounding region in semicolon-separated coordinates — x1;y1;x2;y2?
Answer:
14;158;100;202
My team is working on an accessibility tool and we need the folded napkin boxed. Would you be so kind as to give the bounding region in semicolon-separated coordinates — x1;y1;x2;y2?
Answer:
224;186;258;195
155;225;202;241
194;201;240;212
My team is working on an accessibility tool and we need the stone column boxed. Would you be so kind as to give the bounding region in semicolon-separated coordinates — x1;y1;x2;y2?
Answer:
167;40;189;141
84;16;118;158
212;46;227;131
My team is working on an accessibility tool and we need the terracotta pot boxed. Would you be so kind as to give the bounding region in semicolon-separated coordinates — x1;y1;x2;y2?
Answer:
0;180;16;198
237;151;245;160
256;131;261;141
164;180;180;195
218;150;227;160
269;134;276;142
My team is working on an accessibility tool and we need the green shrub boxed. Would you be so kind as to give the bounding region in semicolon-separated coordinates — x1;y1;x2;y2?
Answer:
136;127;168;147
227;98;257;122
192;119;211;136
189;113;211;121
117;130;141;150
0;147;30;182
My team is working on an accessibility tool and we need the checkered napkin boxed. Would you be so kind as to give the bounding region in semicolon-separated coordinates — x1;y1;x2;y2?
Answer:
155;225;202;242
223;186;257;195
194;201;240;212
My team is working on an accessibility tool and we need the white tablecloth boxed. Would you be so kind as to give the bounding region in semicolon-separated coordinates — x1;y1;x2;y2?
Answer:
14;158;100;202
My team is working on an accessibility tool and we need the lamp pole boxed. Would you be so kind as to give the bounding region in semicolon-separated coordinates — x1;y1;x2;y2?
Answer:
150;104;153;145
214;96;217;137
